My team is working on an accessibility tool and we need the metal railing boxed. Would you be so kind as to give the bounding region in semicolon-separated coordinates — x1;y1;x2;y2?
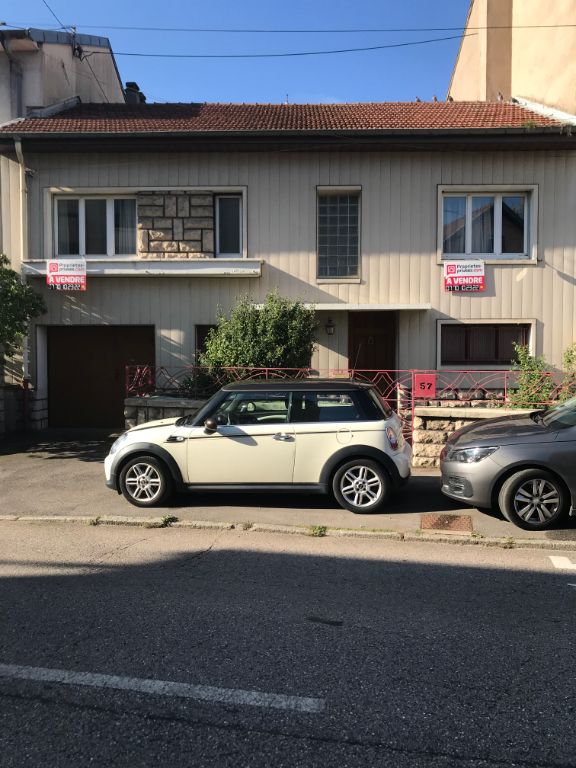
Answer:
125;365;575;439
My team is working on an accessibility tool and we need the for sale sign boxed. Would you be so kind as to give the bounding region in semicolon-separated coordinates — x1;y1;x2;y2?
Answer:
443;261;485;293
46;259;87;291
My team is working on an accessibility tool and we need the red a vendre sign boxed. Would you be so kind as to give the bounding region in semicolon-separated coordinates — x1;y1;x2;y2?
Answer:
46;259;87;291
443;260;485;293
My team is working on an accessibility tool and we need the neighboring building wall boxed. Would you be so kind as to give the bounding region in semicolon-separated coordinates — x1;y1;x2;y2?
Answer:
0;33;124;124
449;0;576;114
17;147;576;376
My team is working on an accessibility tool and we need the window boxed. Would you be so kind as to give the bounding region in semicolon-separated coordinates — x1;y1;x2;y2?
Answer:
317;193;360;278
440;323;531;366
195;324;217;356
441;191;531;259
216;195;242;256
210;392;289;425
55;197;136;257
290;392;365;423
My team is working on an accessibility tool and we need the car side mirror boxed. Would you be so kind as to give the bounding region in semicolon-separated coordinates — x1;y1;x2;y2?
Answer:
204;417;218;434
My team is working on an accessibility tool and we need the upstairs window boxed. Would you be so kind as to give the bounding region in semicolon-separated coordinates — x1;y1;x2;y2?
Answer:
215;195;242;257
55;197;136;257
441;191;532;259
317;192;360;278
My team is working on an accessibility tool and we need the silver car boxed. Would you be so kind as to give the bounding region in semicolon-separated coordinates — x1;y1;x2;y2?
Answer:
440;396;576;530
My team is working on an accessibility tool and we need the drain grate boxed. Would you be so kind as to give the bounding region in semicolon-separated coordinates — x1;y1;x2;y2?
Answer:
421;513;473;533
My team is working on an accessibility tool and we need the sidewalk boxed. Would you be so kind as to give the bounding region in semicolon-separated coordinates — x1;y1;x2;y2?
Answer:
1;429;575;549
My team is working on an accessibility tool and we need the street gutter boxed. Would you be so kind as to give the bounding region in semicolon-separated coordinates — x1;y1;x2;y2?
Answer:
1;515;575;551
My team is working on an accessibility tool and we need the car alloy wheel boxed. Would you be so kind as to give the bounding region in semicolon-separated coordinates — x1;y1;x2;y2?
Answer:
119;456;171;507
333;459;389;514
498;469;568;531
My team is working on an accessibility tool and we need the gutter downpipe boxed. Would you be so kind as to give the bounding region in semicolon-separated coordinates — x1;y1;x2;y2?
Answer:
14;137;31;429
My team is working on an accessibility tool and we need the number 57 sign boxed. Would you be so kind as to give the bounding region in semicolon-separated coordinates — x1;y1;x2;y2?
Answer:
414;373;437;399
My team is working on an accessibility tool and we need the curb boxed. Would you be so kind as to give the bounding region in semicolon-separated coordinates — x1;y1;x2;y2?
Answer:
1;514;576;551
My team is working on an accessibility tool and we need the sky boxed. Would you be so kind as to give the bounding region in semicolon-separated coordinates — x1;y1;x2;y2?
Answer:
2;0;472;104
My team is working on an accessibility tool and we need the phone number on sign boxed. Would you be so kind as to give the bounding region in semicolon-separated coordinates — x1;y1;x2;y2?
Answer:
48;284;86;291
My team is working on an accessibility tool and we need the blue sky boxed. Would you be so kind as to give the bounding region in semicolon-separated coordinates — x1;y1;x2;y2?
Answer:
3;1;471;104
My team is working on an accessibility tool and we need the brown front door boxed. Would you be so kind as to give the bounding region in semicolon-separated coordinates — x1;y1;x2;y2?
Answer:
48;326;155;428
348;311;397;370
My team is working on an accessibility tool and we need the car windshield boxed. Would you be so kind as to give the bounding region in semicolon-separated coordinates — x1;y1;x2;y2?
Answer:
540;396;576;428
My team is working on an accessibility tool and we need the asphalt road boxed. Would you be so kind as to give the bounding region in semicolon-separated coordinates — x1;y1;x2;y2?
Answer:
1;523;575;767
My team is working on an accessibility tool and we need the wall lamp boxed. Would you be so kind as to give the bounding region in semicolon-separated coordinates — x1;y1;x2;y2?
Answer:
325;318;336;336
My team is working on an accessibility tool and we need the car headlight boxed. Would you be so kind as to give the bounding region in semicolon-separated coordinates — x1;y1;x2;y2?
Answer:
109;432;130;455
446;446;499;464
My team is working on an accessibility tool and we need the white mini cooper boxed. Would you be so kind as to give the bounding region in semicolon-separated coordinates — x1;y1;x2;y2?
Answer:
105;380;411;514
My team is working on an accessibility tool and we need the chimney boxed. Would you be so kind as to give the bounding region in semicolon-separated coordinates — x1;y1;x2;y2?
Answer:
125;82;146;104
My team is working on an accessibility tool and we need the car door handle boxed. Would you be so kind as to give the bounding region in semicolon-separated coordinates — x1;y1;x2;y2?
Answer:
274;433;294;441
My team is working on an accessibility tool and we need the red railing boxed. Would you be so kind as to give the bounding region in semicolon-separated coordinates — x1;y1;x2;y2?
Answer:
125;365;574;439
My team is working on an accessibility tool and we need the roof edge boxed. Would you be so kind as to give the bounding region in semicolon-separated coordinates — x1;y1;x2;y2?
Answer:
511;97;576;127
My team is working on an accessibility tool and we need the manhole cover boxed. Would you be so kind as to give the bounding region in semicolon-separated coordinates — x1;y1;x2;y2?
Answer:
421;513;473;533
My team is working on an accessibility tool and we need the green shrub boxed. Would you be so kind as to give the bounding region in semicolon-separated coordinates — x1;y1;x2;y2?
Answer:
560;342;576;401
508;343;555;408
199;292;317;369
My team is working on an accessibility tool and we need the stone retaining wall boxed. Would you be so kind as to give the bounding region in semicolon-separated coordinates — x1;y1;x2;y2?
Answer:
411;406;531;468
137;192;215;258
124;396;207;429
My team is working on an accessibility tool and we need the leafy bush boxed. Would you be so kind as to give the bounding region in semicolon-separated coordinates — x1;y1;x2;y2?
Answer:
560;342;576;401
199;292;317;369
0;255;46;357
508;343;555;408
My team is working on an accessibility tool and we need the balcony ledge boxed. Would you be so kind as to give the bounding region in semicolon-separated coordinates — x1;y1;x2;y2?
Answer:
22;258;263;278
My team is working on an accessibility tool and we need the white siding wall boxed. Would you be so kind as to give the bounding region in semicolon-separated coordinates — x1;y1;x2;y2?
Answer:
21;148;576;372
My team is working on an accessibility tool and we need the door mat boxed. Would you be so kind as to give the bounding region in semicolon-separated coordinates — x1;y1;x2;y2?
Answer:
420;513;473;534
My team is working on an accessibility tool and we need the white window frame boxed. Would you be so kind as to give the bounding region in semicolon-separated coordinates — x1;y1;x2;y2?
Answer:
215;194;243;257
437;185;538;264
54;195;137;258
436;318;536;371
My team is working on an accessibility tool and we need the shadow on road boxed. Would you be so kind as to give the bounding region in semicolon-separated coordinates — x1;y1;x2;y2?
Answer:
0;429;118;462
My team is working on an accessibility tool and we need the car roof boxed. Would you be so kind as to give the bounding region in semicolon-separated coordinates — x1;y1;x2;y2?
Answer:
221;379;375;392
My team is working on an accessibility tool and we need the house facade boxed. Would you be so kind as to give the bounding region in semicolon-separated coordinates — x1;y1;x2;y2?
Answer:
0;101;575;427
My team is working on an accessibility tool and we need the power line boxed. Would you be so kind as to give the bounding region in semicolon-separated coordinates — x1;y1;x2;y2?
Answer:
3;20;576;33
39;1;68;31
82;54;110;102
89;33;472;60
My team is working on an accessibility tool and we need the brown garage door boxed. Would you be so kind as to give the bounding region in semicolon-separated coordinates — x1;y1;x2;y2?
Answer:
48;326;155;428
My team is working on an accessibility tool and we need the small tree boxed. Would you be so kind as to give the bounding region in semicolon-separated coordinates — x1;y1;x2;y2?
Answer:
200;292;317;369
508;343;555;408
560;342;576;401
0;254;46;358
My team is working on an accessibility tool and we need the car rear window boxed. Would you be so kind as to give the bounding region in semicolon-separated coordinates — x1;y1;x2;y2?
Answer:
289;390;386;423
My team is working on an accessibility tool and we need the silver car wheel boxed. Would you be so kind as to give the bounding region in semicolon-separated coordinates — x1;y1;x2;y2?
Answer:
340;465;383;508
513;479;560;524
124;462;163;502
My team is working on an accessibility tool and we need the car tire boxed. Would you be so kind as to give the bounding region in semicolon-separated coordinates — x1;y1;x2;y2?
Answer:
498;469;569;531
119;455;172;508
332;459;390;514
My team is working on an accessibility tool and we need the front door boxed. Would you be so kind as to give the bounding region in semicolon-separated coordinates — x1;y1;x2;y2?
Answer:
348;311;397;370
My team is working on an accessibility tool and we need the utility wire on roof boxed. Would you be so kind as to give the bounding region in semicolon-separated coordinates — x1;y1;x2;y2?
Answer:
86;33;474;59
3;21;576;33
39;1;69;31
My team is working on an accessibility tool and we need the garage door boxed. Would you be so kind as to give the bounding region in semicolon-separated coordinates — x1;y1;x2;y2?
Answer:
48;326;155;428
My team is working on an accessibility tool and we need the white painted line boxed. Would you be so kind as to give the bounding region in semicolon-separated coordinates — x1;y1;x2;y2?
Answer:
549;556;576;571
568;584;576;588
0;663;325;714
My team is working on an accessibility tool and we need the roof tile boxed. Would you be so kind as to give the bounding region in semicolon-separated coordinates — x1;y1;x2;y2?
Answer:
0;101;560;135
